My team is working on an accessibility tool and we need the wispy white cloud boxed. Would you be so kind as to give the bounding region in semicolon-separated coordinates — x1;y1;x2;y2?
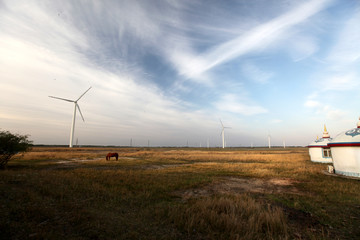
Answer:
171;0;332;81
241;62;273;84
322;74;359;91
214;94;267;116
304;95;345;120
307;72;359;96
1;0;357;147
315;7;360;89
304;100;321;108
271;119;283;124
0;1;89;54
305;7;360;121
0;0;224;145
285;34;319;62
327;8;360;64
305;102;345;120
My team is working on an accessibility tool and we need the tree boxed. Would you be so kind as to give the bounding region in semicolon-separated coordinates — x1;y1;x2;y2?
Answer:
0;130;32;169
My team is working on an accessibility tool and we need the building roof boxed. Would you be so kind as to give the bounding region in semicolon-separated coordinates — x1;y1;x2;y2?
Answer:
308;124;332;147
329;118;360;147
328;117;360;147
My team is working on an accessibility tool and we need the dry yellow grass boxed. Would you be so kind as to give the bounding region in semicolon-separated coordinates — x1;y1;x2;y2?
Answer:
171;194;288;240
1;147;359;239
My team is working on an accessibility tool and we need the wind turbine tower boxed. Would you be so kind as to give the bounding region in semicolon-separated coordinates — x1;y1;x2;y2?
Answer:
220;119;231;149
268;132;271;149
49;87;92;148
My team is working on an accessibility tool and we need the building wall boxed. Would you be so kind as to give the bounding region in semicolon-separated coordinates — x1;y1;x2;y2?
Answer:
309;147;332;163
331;147;360;177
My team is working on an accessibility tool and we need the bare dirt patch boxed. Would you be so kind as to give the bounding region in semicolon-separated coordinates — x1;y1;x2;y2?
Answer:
140;162;246;170
56;157;137;164
140;163;192;170
43;157;140;170
175;177;302;200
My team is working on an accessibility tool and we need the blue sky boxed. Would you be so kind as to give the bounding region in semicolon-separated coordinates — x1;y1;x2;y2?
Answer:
1;0;360;147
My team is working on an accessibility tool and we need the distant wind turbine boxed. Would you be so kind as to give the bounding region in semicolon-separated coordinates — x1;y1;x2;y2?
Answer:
220;119;231;148
268;131;271;149
49;86;92;148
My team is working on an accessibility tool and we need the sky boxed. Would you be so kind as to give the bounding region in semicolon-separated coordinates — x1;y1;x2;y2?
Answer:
1;0;360;147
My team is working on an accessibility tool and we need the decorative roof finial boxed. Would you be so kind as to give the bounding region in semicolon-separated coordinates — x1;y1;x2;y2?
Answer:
322;124;330;138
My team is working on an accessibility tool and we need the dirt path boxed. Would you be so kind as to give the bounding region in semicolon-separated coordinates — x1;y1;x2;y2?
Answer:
174;177;302;200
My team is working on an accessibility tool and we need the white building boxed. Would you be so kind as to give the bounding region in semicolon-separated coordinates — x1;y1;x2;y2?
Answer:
328;118;360;177
308;125;332;163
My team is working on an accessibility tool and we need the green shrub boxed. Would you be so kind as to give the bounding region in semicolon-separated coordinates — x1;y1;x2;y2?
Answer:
0;130;32;169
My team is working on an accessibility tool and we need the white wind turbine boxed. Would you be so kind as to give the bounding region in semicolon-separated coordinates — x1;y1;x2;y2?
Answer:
220;119;231;148
268;131;271;148
49;87;92;148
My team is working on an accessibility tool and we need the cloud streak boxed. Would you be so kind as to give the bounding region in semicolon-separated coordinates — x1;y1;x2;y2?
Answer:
0;0;224;146
241;62;273;84
1;0;357;147
214;94;268;116
173;0;332;81
327;8;360;64
305;6;360;122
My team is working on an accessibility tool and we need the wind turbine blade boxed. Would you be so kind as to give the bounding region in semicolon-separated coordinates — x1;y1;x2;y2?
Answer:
76;86;92;102
76;103;85;122
219;119;224;127
49;96;74;102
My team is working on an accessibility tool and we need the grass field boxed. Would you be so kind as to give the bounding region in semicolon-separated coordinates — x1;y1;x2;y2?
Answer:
1;147;359;239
